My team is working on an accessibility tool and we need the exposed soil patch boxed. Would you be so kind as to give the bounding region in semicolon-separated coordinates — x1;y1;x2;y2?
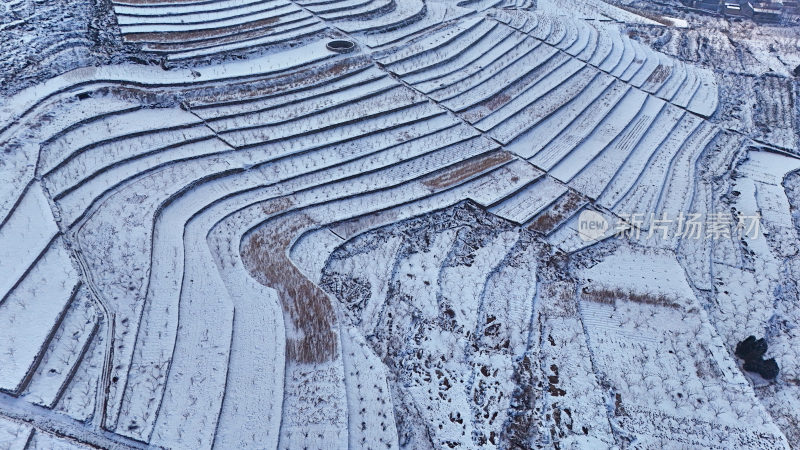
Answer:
527;190;586;234
124;17;281;43
422;150;512;190
581;286;682;309
240;199;338;363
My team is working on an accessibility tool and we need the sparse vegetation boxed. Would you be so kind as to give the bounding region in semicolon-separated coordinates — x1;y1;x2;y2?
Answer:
581;286;681;309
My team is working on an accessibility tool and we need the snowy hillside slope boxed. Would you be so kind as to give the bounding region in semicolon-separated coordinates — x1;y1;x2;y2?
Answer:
0;0;799;448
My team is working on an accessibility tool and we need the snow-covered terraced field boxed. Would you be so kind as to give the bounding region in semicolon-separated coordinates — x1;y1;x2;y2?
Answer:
112;0;535;61
2;0;800;448
112;0;327;60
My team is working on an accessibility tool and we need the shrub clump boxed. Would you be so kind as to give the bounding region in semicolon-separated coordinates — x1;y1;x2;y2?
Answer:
735;336;779;380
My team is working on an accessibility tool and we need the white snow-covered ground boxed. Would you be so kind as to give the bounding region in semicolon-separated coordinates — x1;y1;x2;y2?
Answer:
0;0;799;447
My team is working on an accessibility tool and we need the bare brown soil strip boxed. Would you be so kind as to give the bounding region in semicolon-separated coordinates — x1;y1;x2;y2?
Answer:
644;64;671;85
581;286;681;309
123;16;280;43
422;150;512;190
240;200;338;363
116;0;218;5
483;93;511;112
188;58;367;107
527;190;586;234
143;23;285;51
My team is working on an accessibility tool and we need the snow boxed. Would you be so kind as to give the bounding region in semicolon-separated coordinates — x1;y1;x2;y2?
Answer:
525;76;626;165
581;245;695;299
654;123;719;230
611;113;702;216
144;242;232;447
539;0;660;23
550;87;648;181
338;321;400;448
119;6;299;34
0;96;140;211
116;178;232;442
435;38;555;106
586;25;614;68
321;204;543;448
491;64;596;145
165;22;329;60
112;0;266;14
21;287;98;408
465;159;544;207
26;430;93;449
0;182;59;302
379;16;486;67
385;19;493;77
208;80;407;135
452;50;579;116
564;18;592;56
595;104;683;208
1;1;796;447
536;279;617;447
664;17;688;28
628;41;661;87
655;59;688;102
46;85;464;438
314;0;394;19
546;207;608;250
0;142;40;227
0;238;79;393
0;416;33;450
337;0;424;34
110;0;324;59
291;228;347;283
462;48;567;127
490;175;568;224
116;1;291;26
351;2;471;49
577;244;789;447
189;60;379;114
409;25;523;91
67;72;512;448
205;195;286;450
0;39;338;132
40;107;202;176
568;95;665;199
323;235;403;333
55;323;105;423
611;27;639;78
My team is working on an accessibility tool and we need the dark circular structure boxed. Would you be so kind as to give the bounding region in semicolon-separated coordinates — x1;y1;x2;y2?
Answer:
326;40;356;53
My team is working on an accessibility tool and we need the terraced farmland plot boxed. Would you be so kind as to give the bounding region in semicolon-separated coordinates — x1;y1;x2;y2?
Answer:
112;0;326;61
2;0;800;448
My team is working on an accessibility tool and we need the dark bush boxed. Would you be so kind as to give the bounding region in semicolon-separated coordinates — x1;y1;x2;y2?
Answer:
735;335;767;361
736;335;779;380
760;358;780;379
743;358;780;380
